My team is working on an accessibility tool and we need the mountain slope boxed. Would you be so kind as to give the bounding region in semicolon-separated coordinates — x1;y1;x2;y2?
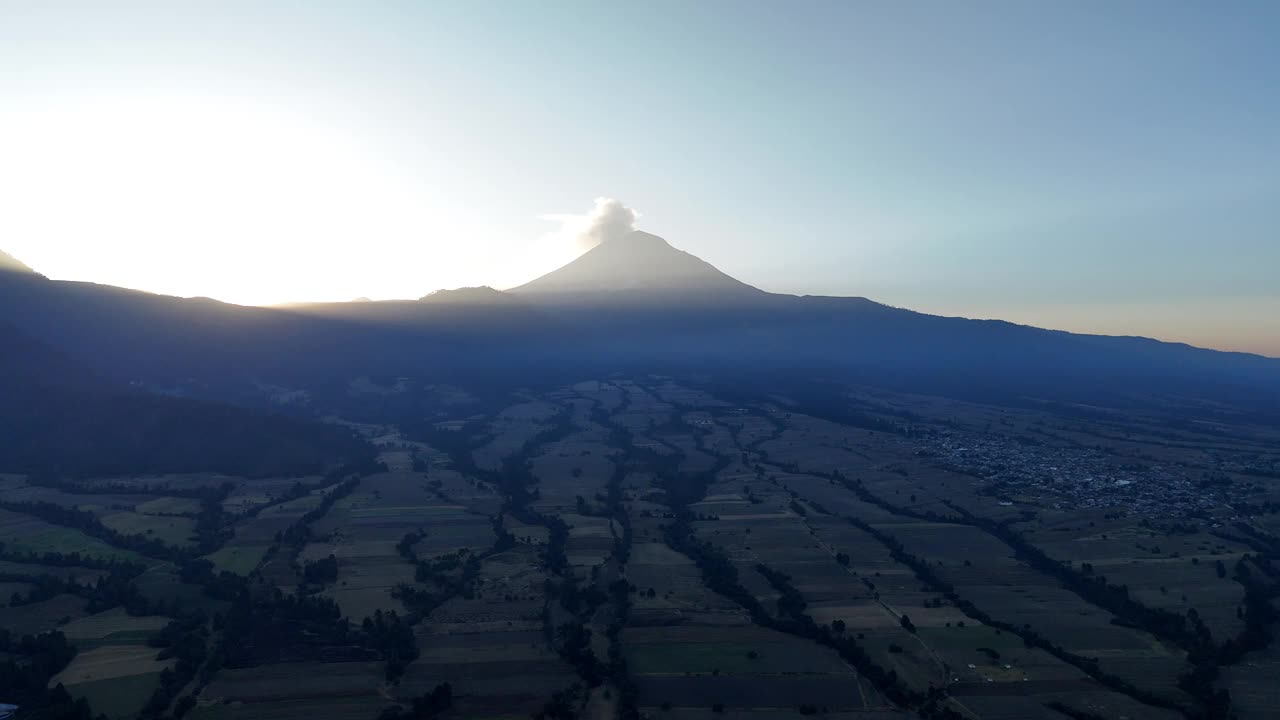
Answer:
0;323;371;477
499;231;1280;416
504;231;1278;369
0;248;39;276
0;237;1276;421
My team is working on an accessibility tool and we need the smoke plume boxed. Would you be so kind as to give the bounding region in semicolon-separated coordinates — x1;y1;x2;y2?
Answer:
542;197;639;252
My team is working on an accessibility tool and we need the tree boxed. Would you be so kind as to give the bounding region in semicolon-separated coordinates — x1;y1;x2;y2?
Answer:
899;614;917;633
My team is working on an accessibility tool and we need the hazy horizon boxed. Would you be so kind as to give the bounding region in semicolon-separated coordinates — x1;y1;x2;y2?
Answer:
1;2;1277;356
6;226;1277;361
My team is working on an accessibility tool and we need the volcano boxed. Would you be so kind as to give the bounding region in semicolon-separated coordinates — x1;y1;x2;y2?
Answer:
509;231;762;300
0;229;1277;417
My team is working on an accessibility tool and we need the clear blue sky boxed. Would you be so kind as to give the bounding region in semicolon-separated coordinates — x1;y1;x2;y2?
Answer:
1;2;1277;355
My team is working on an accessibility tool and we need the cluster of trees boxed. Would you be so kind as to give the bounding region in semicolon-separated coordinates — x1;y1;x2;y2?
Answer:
542;515;571;575
177;558;246;602
1201;557;1278;673
377;682;453;720
754;564;806;618
0;541;144;573
0;630;101;720
302;553;339;585
1172;548;1274;712
3;561;158;616
192;486;236;554
605;576;639;720
275;478;363;551
221;587;373;667
497;412;576;513
390;517;514;657
362;610;419;680
574;495;597;516
593;416;642;720
541;547;609;694
554;622;605;687
395;528;428;559
393;542;484;618
143;614;211;718
535;685;582;720
401;539;469;582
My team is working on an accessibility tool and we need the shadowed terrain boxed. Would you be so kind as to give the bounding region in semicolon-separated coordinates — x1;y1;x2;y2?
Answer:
1;238;1278;720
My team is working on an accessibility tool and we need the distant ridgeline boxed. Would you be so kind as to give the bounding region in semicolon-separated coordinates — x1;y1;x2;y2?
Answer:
2;232;1279;424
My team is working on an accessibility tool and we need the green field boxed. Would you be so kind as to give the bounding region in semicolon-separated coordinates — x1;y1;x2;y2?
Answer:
133;496;203;515
186;696;388;720
205;544;270;576
66;672;165;719
60;608;171;648
628;642;770;674
0;594;89;633
100;511;197;547
0;508;147;563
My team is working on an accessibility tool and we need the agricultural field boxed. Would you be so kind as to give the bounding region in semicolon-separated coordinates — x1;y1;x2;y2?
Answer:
191;661;387;720
0;593;90;633
51;644;175;719
99;511;198;547
1;375;1277;719
0;507;148;564
58;607;171;648
300;467;494;621
207;485;337;577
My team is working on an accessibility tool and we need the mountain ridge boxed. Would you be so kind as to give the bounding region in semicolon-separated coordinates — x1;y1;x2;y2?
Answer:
1;236;1277;424
3;236;1273;362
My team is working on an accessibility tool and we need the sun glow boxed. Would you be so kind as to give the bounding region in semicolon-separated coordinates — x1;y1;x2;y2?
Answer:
0;95;477;305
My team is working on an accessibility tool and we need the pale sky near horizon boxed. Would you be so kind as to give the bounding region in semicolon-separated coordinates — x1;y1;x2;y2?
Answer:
0;2;1277;356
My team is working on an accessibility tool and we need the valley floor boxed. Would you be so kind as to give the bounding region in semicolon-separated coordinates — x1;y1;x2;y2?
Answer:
2;375;1278;720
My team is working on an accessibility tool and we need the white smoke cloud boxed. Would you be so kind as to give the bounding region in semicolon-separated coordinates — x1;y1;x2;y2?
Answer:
541;197;639;252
